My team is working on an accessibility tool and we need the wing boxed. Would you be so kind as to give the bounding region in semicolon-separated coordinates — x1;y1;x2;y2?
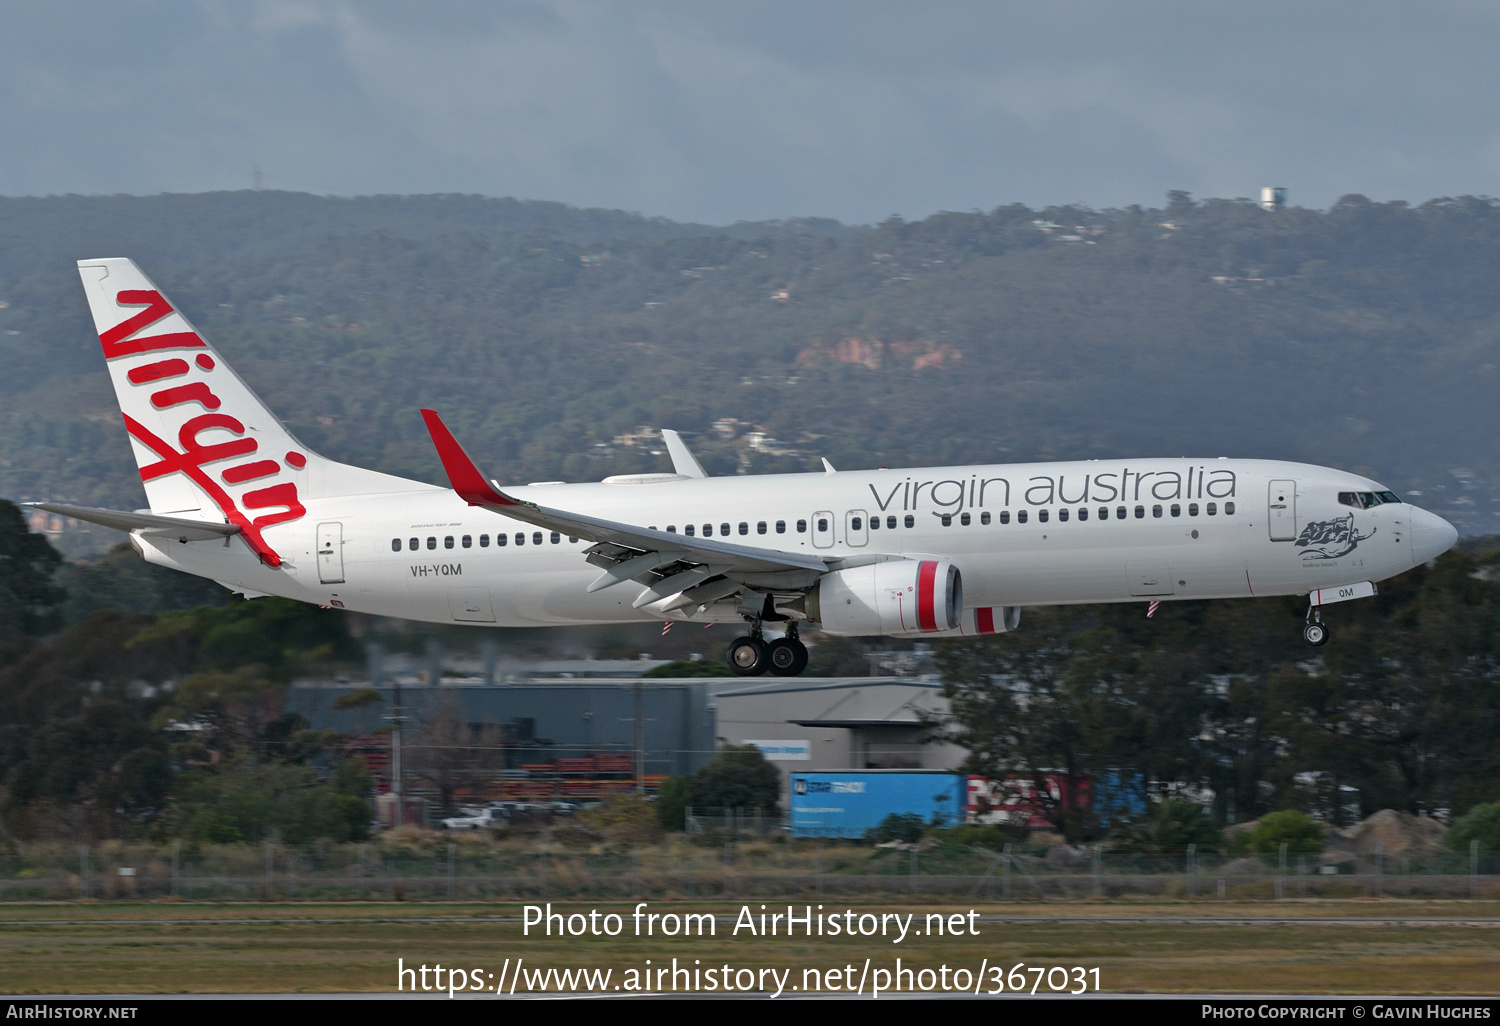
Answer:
420;410;829;612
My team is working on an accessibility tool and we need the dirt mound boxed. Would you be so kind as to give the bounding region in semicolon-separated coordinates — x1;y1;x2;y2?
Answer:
1329;809;1446;857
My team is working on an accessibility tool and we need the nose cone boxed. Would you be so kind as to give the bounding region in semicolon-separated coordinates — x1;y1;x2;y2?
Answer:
1409;506;1458;564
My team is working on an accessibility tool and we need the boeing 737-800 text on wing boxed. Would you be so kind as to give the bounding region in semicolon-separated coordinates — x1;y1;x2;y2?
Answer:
31;259;1458;676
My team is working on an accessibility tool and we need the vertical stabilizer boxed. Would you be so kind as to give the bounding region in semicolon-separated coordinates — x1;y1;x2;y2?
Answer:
77;258;427;566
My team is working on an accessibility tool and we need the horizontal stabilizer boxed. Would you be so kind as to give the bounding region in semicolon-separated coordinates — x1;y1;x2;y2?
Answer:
27;502;241;541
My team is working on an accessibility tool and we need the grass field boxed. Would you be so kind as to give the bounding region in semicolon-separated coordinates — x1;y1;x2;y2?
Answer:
1;899;1498;995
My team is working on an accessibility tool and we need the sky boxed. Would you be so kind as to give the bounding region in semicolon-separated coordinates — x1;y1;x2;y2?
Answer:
2;0;1499;225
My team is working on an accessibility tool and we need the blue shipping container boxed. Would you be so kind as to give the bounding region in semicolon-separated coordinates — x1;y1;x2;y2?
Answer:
790;771;967;839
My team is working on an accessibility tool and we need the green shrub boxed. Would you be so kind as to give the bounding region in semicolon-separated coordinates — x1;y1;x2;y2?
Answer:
1248;810;1324;859
1448;802;1500;852
866;813;925;845
1109;800;1223;854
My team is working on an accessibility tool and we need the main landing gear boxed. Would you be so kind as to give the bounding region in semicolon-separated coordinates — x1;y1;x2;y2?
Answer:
1303;607;1329;647
728;621;808;677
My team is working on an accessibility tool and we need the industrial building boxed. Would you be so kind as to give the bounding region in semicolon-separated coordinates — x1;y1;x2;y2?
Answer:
285;675;964;812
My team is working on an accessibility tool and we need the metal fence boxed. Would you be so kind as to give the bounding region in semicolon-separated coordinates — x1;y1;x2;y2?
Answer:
1;841;1494;901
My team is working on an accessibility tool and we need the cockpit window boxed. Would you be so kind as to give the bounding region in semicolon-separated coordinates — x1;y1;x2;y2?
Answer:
1340;490;1399;509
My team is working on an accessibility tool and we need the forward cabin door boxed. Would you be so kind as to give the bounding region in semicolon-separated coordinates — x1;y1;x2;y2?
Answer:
317;522;345;583
1268;479;1298;542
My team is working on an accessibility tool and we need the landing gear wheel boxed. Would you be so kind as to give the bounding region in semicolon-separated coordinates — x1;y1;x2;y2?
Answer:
1303;621;1329;646
727;636;768;676
767;638;809;677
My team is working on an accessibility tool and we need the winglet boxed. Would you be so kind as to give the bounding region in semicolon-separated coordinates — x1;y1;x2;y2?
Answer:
822;457;837;474
420;409;520;507
660;429;708;479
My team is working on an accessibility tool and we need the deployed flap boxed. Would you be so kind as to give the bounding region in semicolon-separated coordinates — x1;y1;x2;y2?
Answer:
27;502;240;541
660;429;708;479
420;409;827;577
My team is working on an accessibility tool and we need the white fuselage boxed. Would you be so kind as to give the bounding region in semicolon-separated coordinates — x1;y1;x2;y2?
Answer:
133;456;1451;632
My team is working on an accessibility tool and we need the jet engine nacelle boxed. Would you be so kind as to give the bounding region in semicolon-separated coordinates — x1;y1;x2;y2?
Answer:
811;559;963;636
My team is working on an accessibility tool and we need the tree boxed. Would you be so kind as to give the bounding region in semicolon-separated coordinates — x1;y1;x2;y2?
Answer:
1109;800;1223;855
688;745;780;813
655;775;691;830
406;693;501;813
936;609;1144;842
1448;802;1500;853
0;500;63;637
1249;810;1324;859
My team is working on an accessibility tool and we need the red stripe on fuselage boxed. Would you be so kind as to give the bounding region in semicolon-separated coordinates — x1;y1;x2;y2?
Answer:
917;559;938;632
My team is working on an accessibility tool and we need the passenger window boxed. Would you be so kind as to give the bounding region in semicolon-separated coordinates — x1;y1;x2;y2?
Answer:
462;535;472;548
409;537;418;550
960;512;971;526
739;522;749;535
391;538;401;552
568;536;577;543
1188;503;1199;516
852;517;864;530
887;516;897;529
1224;502;1236;515
666;526;677;533
427;536;437;550
1017;510;1028;524
999;511;1010;524
721;523;730;536
817;518;828;532
1116;506;1127;519
685;524;695;536
1152;505;1162;518
1206;503;1217;515
1057;508;1068;522
796;520;807;533
1134;506;1145;519
904;514;915;528
1078;507;1088;521
870;516;880;530
551;532;560;544
980;511;991;525
1098;507;1108;520
702;524;712;537
444;535;454;549
496;533;506;547
480;534;490;547
776;521;786;534
532;532;543;545
940;514;952;527
515;533;525;546
1170;504;1180;517
757;521;767;534
1038;509;1049;523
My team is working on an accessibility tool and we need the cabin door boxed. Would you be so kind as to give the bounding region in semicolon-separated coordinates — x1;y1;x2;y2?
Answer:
1268;479;1298;541
317;522;345;583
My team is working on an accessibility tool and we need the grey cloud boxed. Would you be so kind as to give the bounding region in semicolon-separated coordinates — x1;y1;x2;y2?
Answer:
0;0;1496;221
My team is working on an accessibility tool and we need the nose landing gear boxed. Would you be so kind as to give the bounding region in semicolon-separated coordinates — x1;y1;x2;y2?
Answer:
1303;607;1329;647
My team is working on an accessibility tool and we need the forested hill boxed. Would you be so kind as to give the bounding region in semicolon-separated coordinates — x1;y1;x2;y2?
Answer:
2;190;1497;553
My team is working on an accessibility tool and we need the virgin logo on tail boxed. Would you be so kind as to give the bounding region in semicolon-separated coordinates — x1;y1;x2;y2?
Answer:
103;290;305;567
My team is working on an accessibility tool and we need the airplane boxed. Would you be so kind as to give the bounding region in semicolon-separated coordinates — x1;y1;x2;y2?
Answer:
30;258;1459;677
